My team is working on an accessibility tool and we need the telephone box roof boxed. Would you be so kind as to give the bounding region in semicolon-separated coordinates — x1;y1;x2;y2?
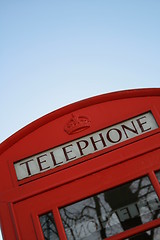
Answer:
1;88;160;154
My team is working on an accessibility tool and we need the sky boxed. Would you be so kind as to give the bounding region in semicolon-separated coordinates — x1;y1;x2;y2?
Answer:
1;0;160;144
0;0;160;239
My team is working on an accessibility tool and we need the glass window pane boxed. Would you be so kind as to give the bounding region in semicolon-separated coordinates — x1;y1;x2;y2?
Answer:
59;176;160;240
39;212;59;240
125;226;160;240
155;170;160;183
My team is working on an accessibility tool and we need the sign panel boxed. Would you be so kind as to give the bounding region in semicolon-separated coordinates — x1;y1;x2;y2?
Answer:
14;112;158;180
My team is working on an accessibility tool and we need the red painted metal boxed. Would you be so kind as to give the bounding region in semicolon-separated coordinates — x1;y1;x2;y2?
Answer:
0;88;160;239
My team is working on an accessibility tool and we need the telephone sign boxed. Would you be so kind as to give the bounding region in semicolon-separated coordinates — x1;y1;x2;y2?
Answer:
14;111;158;180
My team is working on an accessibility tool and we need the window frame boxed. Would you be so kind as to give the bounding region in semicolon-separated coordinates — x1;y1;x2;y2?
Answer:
30;152;160;240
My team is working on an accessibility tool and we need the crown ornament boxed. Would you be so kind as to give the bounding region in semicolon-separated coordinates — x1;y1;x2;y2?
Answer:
64;114;91;134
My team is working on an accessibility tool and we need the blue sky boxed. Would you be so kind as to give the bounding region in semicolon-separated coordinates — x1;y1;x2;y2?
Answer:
1;1;160;144
0;1;160;238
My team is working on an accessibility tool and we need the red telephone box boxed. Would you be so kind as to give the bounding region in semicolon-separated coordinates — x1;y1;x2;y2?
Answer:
1;88;160;240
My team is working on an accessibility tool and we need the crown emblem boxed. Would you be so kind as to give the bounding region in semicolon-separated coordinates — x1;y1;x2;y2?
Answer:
64;114;90;134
